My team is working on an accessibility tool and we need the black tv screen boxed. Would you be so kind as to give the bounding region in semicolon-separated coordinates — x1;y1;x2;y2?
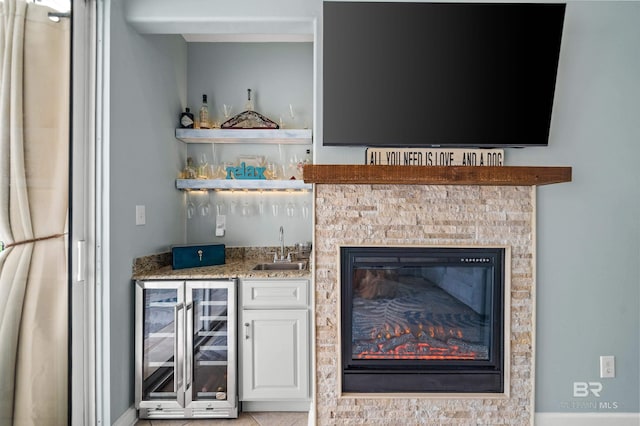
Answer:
323;2;566;147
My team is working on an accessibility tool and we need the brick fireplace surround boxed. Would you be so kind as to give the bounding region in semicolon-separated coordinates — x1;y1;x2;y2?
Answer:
305;166;571;425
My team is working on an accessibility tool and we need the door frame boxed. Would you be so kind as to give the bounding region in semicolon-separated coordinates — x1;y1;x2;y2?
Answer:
70;0;111;424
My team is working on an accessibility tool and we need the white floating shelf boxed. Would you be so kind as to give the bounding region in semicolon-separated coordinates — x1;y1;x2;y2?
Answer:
176;179;312;191
175;128;312;144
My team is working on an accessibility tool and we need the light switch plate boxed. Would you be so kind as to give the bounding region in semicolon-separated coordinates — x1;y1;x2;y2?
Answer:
600;355;615;378
135;205;146;226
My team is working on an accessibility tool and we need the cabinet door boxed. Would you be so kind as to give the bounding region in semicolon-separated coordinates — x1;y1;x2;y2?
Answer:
241;309;309;401
135;280;185;409
185;280;237;411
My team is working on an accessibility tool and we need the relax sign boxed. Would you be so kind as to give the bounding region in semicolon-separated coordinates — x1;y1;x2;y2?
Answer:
366;148;504;166
225;162;266;179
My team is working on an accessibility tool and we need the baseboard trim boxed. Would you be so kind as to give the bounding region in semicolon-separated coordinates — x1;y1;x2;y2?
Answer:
107;404;640;425
112;406;137;426
535;412;640;426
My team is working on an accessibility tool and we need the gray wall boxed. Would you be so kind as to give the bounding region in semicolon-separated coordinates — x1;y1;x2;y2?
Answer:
509;2;640;412
109;0;187;420
112;0;640;420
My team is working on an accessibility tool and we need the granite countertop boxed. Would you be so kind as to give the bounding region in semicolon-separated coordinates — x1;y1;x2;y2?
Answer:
132;246;311;281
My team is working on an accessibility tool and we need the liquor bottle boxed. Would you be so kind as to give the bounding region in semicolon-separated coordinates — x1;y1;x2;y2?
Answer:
183;157;197;179
179;107;194;129
303;149;312;166
199;94;210;129
245;88;254;111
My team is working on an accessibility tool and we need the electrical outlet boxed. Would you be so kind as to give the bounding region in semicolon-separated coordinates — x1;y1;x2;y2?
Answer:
600;355;615;378
136;205;146;226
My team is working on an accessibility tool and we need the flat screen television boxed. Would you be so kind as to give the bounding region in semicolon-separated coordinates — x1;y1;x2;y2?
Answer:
323;2;566;148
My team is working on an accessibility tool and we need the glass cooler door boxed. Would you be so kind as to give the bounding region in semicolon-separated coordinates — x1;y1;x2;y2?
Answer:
135;281;185;409
185;280;237;411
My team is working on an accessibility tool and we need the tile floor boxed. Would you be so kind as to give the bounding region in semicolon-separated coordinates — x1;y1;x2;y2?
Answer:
135;412;308;426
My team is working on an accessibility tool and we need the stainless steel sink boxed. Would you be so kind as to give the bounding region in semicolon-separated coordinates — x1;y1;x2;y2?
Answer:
252;261;308;271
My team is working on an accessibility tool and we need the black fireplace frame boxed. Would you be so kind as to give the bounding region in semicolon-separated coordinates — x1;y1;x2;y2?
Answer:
340;246;507;394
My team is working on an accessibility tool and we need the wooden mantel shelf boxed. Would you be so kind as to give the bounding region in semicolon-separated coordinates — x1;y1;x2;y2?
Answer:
303;165;572;186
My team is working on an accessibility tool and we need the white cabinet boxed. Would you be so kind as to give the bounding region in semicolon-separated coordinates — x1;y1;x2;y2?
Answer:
241;309;309;400
239;279;310;407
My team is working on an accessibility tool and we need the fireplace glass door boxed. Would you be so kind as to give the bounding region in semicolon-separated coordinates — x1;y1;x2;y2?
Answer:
341;246;506;393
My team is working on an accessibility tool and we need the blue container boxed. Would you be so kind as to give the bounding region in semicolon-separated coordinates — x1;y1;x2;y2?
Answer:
171;244;225;270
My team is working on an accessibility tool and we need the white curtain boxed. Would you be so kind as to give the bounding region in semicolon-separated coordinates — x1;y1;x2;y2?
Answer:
0;0;70;424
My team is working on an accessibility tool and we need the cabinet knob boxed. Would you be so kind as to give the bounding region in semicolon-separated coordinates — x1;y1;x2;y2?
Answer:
244;322;250;339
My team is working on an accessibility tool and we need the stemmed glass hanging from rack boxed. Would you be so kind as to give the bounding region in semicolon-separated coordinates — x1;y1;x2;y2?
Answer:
187;194;196;220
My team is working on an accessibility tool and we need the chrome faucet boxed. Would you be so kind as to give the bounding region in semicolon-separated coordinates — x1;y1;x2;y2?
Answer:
279;226;286;261
275;226;291;262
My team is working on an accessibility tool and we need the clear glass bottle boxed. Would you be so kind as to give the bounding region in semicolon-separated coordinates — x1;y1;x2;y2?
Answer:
295;149;312;179
199;94;210;129
303;149;312;165
245;88;254;111
183;157;197;179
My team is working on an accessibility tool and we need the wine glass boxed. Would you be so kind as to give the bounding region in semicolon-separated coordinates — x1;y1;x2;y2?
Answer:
216;201;227;216
241;201;254;217
187;199;196;220
288;103;297;128
221;104;233;125
286;202;297;218
199;200;211;217
257;197;266;216
288;154;303;179
229;199;238;215
271;201;281;217
279;104;296;129
301;201;310;220
266;162;281;180
198;153;209;178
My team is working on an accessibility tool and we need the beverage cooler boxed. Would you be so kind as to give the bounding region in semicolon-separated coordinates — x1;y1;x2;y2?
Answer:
135;279;238;419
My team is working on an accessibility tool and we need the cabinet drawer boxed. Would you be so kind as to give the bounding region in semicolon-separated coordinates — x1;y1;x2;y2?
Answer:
241;279;308;308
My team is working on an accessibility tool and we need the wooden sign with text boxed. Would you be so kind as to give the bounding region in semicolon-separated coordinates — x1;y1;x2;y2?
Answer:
366;148;504;167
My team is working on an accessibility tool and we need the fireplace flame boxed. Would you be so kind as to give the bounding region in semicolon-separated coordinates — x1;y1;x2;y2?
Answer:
355;323;485;361
357;343;478;360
